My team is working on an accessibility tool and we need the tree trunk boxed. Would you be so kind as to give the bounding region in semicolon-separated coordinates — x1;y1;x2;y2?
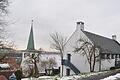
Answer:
90;62;92;72
34;60;38;77
61;52;63;77
92;53;96;72
99;54;101;71
89;55;92;72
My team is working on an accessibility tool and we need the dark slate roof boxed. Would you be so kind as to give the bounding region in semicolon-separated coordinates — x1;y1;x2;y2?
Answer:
27;24;35;50
83;31;120;54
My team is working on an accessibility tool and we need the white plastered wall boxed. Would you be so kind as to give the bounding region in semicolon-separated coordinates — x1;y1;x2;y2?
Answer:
62;28;93;76
62;28;115;76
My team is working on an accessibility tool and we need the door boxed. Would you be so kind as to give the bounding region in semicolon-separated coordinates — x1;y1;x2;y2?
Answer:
66;68;70;76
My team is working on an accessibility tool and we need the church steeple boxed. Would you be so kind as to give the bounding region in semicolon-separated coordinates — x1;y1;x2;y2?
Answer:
27;20;35;50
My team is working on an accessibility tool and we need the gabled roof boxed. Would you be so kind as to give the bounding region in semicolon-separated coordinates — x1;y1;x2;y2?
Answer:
83;31;120;54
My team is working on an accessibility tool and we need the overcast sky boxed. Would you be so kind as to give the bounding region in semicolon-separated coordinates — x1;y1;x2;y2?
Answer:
7;0;120;51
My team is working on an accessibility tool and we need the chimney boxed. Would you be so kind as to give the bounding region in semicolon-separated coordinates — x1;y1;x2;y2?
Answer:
112;35;116;40
76;21;84;31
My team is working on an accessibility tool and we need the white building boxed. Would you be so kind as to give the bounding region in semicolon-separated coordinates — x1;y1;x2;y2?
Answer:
21;20;61;77
62;21;120;76
21;51;61;76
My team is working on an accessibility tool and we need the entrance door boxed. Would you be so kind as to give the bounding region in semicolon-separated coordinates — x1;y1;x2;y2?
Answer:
66;68;70;76
67;54;71;62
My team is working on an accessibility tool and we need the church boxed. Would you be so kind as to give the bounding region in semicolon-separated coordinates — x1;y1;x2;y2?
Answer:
20;20;120;77
21;20;61;77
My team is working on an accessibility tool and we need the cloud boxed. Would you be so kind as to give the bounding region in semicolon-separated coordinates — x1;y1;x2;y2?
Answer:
8;0;120;50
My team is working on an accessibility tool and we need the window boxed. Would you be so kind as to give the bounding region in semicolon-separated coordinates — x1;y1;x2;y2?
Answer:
115;54;118;58
106;54;110;59
111;54;114;59
67;54;71;62
119;54;120;58
66;68;70;76
101;54;105;59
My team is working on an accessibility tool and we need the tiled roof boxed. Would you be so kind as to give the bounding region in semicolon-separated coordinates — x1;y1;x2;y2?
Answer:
83;31;120;54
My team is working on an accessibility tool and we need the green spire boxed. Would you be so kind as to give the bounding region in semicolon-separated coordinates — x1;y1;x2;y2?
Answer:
27;20;35;50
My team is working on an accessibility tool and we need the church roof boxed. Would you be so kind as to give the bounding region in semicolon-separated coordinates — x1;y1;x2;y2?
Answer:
83;31;120;54
27;20;35;50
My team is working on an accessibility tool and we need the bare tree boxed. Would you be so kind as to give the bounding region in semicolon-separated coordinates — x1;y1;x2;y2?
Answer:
0;42;15;63
0;0;10;61
41;58;57;69
38;47;44;51
21;57;35;77
41;58;57;75
0;53;6;62
0;0;9;44
0;0;9;36
0;0;16;50
41;60;48;70
31;53;39;77
50;32;67;76
21;53;40;77
0;0;9;15
48;58;57;69
74;39;100;72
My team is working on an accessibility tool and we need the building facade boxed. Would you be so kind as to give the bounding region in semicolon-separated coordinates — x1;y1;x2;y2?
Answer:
62;21;120;76
21;20;61;77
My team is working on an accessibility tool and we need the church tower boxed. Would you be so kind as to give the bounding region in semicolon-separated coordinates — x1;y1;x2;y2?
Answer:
27;20;35;50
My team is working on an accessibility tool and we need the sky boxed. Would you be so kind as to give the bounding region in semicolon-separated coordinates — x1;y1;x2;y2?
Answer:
7;0;120;51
